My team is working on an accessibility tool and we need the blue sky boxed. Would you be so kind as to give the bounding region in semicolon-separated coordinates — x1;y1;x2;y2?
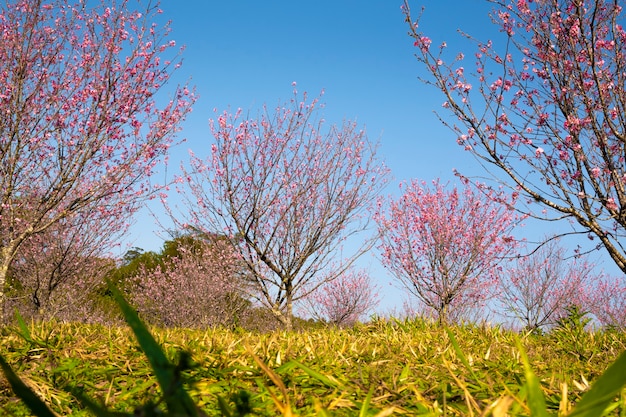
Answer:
134;0;494;239
124;1;621;315
158;0;495;183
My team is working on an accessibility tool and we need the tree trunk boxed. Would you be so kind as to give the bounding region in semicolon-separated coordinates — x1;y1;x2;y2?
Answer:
271;285;295;330
272;303;294;331
285;295;293;331
0;240;21;322
0;256;11;322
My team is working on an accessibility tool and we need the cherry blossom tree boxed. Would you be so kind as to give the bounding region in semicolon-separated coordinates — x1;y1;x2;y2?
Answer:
301;268;380;327
3;210;118;322
498;238;596;332
404;0;626;272
375;179;517;323
175;87;389;330
0;0;194;313
130;234;251;329
585;276;626;330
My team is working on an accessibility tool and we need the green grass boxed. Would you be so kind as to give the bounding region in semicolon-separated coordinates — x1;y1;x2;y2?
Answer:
1;304;626;416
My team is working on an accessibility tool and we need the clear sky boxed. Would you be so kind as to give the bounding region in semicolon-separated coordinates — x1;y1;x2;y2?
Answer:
124;1;622;316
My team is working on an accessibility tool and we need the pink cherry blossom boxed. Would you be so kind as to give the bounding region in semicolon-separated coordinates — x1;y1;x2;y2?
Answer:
375;179;517;323
585;276;626;330
130;235;250;329
173;89;389;330
301;268;380;327
0;0;194;315
403;0;626;274
498;238;597;331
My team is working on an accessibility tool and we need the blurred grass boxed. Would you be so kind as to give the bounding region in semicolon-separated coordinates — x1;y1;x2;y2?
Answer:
1;315;625;415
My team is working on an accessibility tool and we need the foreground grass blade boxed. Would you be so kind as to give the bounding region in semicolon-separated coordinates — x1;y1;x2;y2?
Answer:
66;386;133;417
568;348;626;417
248;348;292;415
110;285;199;417
287;360;343;389
12;308;49;348
445;326;479;381
14;309;33;342
217;395;234;417
516;338;551;417
0;354;57;417
359;385;374;417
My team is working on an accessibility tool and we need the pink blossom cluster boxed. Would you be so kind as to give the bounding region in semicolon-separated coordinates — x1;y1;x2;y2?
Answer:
2;211;118;323
586;276;626;330
498;239;597;331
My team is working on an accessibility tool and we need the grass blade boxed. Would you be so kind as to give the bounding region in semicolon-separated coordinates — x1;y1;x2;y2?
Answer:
359;385;374;417
12;308;49;348
287;360;343;389
14;308;32;343
109;285;199;416
247;347;292;415
217;396;234;417
568;349;626;417
0;354;57;417
67;386;133;417
515;337;551;417
445;326;479;381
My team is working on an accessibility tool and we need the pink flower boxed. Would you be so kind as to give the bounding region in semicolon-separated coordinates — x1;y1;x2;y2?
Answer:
591;167;601;178
415;36;432;52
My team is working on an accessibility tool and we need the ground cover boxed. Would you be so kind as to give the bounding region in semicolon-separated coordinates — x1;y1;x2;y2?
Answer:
1;311;626;416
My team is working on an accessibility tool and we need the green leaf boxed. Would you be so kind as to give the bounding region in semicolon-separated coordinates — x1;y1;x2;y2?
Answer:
282;359;342;389
109;284;199;416
217;396;233;416
445;326;479;381
66;385;133;417
359;385;375;417
568;349;626;417
14;308;32;342
12;309;51;349
0;354;57;417
399;363;410;383
515;338;551;417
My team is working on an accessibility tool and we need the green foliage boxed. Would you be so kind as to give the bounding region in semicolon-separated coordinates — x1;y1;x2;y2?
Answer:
104;233;232;293
551;304;595;361
105;248;162;291
2;288;205;416
1;303;626;415
160;234;205;261
569;349;626;417
98;234;222;322
0;355;57;417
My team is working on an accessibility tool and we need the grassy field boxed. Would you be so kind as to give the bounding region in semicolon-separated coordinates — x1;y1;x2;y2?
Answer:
1;308;626;416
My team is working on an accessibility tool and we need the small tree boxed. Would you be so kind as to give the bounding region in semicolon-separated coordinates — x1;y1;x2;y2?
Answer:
4;212;117;322
0;0;194;313
302;268;380;327
585;276;626;330
130;235;250;329
176;87;389;329
375;179;516;323
404;0;626;272
498;238;596;332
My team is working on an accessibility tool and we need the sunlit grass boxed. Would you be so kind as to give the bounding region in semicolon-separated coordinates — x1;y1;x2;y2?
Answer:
1;307;626;415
